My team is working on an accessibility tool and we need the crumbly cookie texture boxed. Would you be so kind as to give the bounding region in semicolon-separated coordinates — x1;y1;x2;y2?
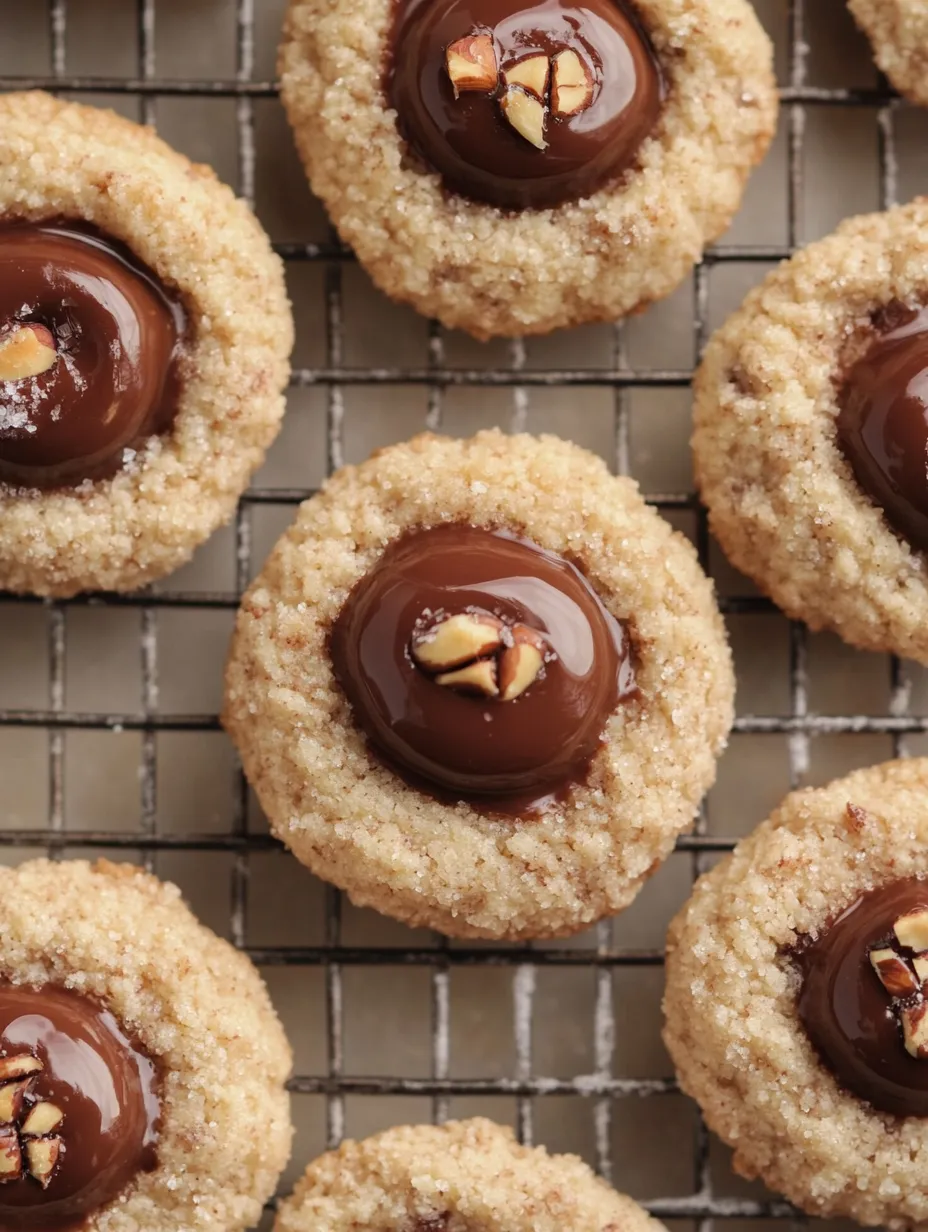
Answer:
850;0;928;106
274;1118;664;1231
223;430;734;940
278;0;777;339
663;759;928;1228
0;858;292;1232
693;199;928;664
0;92;292;598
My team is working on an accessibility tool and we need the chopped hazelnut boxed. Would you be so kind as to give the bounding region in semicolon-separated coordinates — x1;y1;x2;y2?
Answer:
446;34;498;97
498;626;546;701
502;54;550;100
903;1002;928;1058
0;1080;34;1127
24;1137;60;1189
914;954;928;985
895;909;928;951
435;659;499;698
0;324;57;383
551;48;595;117
500;87;548;149
0;1128;21;1182
0;1056;43;1085
870;947;919;998
20;1102;63;1137
411;613;503;672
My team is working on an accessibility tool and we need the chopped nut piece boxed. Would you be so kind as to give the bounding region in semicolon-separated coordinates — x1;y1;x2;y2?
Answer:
20;1103;63;1137
0;324;57;383
0;1080;35;1127
25;1137;60;1189
551;49;595;117
498;627;546;701
0;1056;43;1085
435;659;499;697
446;34;498;97
0;1128;21;1182
903;1002;928;1058
895;909;928;951
914;954;928;985
412;613;503;672
500;87;547;149
870;947;919;997
503;54;550;100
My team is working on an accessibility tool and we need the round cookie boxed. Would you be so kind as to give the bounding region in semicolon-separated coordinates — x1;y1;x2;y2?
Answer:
0;858;292;1231
663;758;928;1227
278;0;777;338
273;1117;666;1231
849;0;928;106
223;430;734;941
0;91;292;598
693;198;928;664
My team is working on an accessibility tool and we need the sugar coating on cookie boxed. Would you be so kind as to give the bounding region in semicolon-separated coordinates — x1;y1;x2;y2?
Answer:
274;1117;665;1231
663;759;928;1227
278;0;777;338
0;859;292;1231
0;91;293;597
693;199;928;664
223;430;734;940
849;0;928;106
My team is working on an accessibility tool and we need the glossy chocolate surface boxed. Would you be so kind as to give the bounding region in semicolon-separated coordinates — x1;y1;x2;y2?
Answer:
795;877;928;1117
0;984;159;1229
389;0;663;209
329;524;635;816
0;221;186;490
838;303;928;553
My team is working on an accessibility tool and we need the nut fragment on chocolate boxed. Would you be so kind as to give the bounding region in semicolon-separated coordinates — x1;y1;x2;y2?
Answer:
903;1003;928;1059
412;609;547;702
0;983;160;1227
445;34;498;95
503;54;550;99
895;908;928;951
870;946;919;997
436;659;500;697
411;612;503;671
500;88;548;149
0;325;57;383
0;1051;65;1191
552;49;595;117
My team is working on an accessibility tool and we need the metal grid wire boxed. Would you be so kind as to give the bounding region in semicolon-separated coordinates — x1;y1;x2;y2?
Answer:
0;0;915;1226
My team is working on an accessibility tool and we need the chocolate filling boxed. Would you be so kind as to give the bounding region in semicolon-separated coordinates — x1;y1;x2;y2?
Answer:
329;523;636;817
837;302;928;553
388;0;664;209
794;877;928;1117
0;220;187;490
0;984;159;1229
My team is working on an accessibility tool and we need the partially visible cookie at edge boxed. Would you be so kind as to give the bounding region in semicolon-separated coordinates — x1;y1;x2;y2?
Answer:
693;198;928;663
0;91;292;598
274;1118;666;1231
664;758;928;1227
849;0;928;106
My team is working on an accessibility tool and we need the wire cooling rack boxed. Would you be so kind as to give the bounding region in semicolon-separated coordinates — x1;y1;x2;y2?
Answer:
0;1;924;1228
